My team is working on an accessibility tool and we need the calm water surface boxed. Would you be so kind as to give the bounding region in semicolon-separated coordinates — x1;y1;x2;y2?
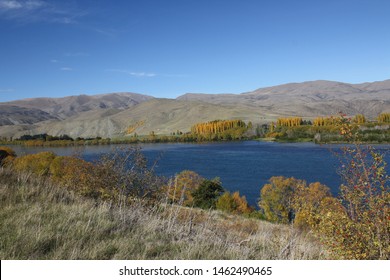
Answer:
13;141;390;206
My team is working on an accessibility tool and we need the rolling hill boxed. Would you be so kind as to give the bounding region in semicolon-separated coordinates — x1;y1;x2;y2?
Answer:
1;79;389;139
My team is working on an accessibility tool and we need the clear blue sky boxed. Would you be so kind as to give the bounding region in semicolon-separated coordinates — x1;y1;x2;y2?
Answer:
1;0;390;102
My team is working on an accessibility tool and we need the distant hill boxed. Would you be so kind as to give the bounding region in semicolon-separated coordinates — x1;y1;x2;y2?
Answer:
1;80;389;138
6;92;153;119
178;80;390;118
0;105;58;126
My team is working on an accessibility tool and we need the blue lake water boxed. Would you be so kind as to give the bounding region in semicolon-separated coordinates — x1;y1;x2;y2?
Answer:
12;141;390;206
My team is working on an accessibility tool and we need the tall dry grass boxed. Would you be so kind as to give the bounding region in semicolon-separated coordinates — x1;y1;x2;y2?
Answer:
0;168;326;259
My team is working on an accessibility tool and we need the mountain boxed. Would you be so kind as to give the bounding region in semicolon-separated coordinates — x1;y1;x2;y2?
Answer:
177;80;390;117
1;80;389;139
0;105;58;126
6;92;153;119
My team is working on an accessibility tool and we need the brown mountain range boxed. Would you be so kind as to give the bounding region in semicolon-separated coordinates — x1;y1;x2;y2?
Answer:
1;79;389;138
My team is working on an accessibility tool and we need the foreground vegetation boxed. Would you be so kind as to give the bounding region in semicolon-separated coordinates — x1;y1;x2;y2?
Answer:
259;116;390;259
0;168;324;259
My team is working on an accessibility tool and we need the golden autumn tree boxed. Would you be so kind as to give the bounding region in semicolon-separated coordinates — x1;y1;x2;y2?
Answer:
216;191;253;214
165;170;205;206
191;120;247;136
352;114;366;124
276;117;303;127
377;112;390;123
259;176;306;223
313;116;339;126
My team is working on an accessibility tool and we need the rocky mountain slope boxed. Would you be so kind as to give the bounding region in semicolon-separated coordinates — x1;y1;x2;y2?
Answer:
1;80;389;138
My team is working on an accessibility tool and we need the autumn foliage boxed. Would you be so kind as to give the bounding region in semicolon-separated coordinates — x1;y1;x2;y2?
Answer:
259;176;332;225
352;114;366;124
13;152;56;176
259;115;390;259
276;117;303;127
191;120;246;135
164;170;205;206
10;148;163;201
313;116;340;126
216;191;253;214
0;146;16;167
377;112;390;123
190;119;248;140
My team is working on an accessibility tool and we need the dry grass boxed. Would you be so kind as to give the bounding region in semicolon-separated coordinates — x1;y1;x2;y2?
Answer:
0;168;327;260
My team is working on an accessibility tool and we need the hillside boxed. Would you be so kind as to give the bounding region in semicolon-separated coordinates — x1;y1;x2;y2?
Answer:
178;80;390;118
6;92;154;119
0;167;324;259
0;105;58;126
1;79;390;138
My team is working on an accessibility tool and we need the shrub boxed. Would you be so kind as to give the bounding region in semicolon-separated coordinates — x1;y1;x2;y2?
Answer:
292;182;333;229
13;152;56;176
0;146;16;166
192;179;224;209
313;114;390;259
93;147;164;201
49;156;100;198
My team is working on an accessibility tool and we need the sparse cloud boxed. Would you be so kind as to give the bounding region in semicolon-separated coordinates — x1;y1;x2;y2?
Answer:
50;59;58;63
0;0;22;9
60;67;72;71
0;88;15;92
0;0;85;24
0;0;44;10
93;27;120;37
129;72;157;77
106;69;188;78
162;74;189;78
64;52;90;57
107;69;157;78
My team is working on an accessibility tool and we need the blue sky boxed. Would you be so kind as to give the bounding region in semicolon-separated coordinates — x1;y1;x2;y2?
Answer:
0;0;390;102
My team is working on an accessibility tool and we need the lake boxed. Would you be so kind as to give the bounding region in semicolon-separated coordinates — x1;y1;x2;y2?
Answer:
12;141;390;206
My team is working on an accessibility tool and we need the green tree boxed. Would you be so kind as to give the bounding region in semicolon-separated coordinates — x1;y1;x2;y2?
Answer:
192;179;224;209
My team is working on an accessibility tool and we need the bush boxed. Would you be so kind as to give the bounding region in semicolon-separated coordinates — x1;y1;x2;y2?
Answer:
0;146;16;166
13;152;56;176
192;179;224;209
316;144;390;259
310;115;390;259
292;182;333;229
95;147;163;200
49;156;100;198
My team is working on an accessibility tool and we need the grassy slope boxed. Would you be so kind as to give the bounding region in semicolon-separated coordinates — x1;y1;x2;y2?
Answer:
0;168;326;260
